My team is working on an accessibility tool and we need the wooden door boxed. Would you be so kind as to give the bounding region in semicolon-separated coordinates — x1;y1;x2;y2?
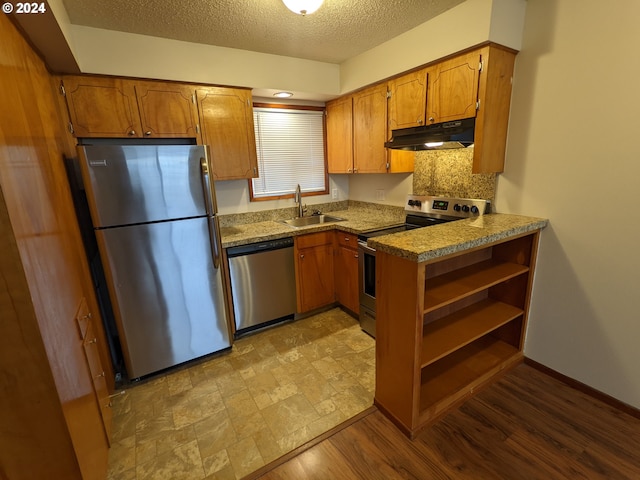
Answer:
196;87;258;180
388;68;428;130
135;81;200;140
295;233;335;313
427;51;481;124
353;83;388;173
326;95;354;173
63;75;142;137
335;244;360;314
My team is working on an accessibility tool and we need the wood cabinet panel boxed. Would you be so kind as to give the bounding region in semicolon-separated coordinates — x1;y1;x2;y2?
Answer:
135;81;200;139
197;87;259;180
83;320;113;443
294;232;335;313
335;243;360;314
353;83;388;173
388;69;428;130
427;51;481;124
326;95;354;174
64;75;142;137
1;13;109;479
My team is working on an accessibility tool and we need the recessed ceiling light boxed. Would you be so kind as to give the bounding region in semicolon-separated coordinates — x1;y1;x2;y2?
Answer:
273;92;293;98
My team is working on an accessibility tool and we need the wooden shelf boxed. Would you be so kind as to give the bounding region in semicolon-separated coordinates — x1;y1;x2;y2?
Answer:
424;260;529;314
419;336;521;419
421;299;523;367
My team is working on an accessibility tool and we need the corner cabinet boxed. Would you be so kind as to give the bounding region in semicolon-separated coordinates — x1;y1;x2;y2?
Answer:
375;231;540;438
62;76;200;140
294;231;335;313
196;87;259;180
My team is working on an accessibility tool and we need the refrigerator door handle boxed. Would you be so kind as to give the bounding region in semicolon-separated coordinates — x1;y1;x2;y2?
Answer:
207;215;222;270
200;156;221;269
200;156;216;216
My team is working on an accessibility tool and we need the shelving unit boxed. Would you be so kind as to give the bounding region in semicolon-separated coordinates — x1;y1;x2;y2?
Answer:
375;231;540;438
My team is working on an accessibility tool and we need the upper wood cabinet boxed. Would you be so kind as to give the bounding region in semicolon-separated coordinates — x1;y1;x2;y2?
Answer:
353;83;388;174
326;95;354;174
62;76;200;140
134;81;200;139
427;50;481;124
386;68;431;174
63;76;141;138
196;87;259;180
388;68;429;130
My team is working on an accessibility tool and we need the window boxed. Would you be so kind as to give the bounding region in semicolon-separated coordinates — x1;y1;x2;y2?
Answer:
250;105;327;201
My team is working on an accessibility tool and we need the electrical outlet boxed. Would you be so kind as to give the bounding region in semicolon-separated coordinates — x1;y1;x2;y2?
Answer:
332;188;338;199
375;189;385;201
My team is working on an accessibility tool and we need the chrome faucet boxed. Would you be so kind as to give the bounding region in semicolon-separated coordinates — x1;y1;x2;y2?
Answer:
294;184;306;218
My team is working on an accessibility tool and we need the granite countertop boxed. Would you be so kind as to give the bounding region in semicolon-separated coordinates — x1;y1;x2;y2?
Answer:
368;213;548;263
220;206;405;248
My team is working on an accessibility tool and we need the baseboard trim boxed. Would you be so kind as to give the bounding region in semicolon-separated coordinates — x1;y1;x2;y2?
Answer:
524;357;640;420
242;406;377;480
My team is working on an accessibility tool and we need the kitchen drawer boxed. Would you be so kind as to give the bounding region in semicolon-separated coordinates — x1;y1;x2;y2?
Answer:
335;231;358;249
295;230;333;249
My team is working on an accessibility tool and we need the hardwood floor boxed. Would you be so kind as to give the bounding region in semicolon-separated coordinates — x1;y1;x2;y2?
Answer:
251;364;640;479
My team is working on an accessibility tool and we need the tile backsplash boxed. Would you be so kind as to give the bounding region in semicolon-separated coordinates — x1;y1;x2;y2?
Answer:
413;147;496;201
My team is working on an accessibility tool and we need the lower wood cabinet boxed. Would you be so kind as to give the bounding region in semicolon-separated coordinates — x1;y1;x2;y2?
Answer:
294;231;335;313
334;232;360;314
375;231;541;438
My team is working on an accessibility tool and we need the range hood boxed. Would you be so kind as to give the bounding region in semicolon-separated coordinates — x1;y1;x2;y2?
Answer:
385;117;475;151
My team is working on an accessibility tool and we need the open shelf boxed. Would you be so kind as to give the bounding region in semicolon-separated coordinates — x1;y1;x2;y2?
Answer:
419;336;521;418
421;298;523;367
424;259;529;314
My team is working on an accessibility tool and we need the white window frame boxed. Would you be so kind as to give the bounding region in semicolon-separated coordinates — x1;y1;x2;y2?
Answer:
250;104;328;201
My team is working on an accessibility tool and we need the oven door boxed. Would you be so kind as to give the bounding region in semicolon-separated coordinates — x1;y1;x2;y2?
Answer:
358;241;376;312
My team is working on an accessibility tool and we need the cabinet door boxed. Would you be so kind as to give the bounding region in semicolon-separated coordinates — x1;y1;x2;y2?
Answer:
388;68;428;130
63;76;142;138
135;81;200;140
353;83;388;173
335;243;359;314
326;96;354;174
196;87;258;180
295;233;335;313
427;51;481;124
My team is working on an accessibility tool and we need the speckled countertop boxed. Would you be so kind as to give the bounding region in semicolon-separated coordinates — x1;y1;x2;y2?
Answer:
220;205;405;248
368;213;548;263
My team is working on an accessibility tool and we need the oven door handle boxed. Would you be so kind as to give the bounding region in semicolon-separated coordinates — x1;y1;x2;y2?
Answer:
358;241;376;255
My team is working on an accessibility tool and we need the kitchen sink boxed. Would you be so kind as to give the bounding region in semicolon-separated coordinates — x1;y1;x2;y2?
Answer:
279;214;346;228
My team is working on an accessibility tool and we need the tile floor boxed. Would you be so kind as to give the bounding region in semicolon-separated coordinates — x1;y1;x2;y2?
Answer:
106;308;376;480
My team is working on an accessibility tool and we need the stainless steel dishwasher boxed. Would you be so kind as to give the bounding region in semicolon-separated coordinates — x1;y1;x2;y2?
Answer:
227;237;296;336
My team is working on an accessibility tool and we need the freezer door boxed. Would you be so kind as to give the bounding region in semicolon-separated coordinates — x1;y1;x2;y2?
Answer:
96;217;230;378
79;145;209;227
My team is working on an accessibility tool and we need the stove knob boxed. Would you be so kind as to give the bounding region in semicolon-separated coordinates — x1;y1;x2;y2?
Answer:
415;200;422;207
462;205;470;213
470;205;479;214
453;204;461;212
408;200;416;207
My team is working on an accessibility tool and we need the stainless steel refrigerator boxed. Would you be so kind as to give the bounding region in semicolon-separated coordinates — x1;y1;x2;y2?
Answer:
78;145;231;379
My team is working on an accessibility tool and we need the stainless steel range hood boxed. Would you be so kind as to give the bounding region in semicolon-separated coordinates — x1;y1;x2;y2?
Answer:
385;117;475;151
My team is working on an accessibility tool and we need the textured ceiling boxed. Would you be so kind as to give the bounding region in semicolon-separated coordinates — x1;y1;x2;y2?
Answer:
60;0;466;64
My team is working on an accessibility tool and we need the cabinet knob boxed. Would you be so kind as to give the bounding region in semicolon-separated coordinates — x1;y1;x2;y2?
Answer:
144;131;152;136
354;254;359;258
347;168;352;173
428;117;435;123
417;119;423;125
300;254;305;259
344;237;350;241
96;371;105;379
87;337;97;344
128;130;136;136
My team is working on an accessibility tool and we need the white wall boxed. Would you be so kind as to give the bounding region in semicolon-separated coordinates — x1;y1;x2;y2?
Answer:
339;0;526;94
347;174;413;207
496;0;640;408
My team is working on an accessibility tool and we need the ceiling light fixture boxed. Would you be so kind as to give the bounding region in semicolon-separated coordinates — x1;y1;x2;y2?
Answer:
273;91;293;98
282;0;324;16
